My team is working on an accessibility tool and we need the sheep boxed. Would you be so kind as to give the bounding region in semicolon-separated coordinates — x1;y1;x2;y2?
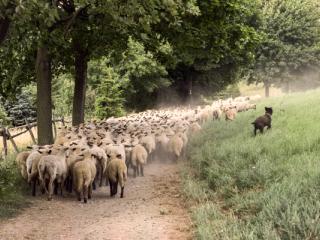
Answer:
72;151;97;203
225;107;237;121
65;146;88;193
89;145;108;187
139;134;156;162
252;107;273;136
104;144;126;163
189;122;201;134
106;153;127;198
16;151;30;180
212;108;222;120
249;94;262;101
131;144;148;177
167;134;184;162
38;147;69;201
26;149;52;196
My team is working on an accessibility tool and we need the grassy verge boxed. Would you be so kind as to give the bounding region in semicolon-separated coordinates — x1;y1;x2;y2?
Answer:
0;154;30;219
184;89;320;239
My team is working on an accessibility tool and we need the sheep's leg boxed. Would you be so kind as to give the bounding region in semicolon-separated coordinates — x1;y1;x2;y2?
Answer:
267;124;271;129
140;165;144;177
120;186;124;198
69;176;73;193
76;191;81;202
54;181;58;195
260;127;264;134
88;184;92;199
134;166;137;178
48;179;54;201
99;169;103;187
92;180;96;190
32;179;36;196
60;181;64;197
83;185;88;203
109;180;113;196
113;181;118;196
254;127;257;136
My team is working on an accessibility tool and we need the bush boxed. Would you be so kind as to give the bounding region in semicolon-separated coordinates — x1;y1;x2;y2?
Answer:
0;156;29;218
3;88;37;127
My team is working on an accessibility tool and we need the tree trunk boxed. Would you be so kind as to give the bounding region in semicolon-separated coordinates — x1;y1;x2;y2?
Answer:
264;81;270;98
0;17;10;44
36;46;53;145
72;42;88;126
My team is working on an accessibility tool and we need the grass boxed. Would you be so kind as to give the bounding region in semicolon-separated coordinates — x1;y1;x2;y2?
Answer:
184;89;320;239
0;154;30;219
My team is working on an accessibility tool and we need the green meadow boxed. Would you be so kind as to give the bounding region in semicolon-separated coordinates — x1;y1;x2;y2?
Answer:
185;89;320;239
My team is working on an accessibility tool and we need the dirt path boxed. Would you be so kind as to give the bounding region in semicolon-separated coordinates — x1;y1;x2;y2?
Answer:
0;162;193;240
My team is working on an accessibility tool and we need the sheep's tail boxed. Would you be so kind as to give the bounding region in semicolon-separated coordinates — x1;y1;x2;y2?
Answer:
117;167;126;188
73;169;83;194
83;172;91;190
38;162;48;193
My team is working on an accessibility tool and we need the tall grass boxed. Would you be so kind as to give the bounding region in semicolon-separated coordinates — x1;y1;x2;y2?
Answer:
185;89;320;239
0;154;30;218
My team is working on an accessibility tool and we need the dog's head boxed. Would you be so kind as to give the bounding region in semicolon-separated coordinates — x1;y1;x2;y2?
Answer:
265;107;273;115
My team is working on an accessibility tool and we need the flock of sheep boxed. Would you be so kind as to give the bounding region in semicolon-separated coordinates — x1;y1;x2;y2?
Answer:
15;94;260;203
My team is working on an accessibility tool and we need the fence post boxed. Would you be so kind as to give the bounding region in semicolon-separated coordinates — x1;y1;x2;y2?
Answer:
53;121;57;140
6;128;19;153
25;119;36;144
61;116;65;126
2;126;8;158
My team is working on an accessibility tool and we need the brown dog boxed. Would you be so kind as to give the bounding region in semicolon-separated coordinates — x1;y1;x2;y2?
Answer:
252;107;273;136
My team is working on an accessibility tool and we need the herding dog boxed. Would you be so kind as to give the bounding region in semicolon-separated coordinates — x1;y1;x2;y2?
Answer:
252;107;273;136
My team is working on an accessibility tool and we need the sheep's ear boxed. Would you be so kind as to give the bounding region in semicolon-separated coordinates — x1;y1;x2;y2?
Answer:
37;150;42;154
107;154;111;158
27;146;33;149
116;154;122;159
81;148;86;151
98;142;103;147
72;148;76;151
48;150;52;154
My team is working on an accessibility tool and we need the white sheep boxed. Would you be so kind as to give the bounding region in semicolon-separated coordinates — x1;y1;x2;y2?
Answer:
106;153;127;198
38;147;69;201
72;151;97;203
131;144;148;177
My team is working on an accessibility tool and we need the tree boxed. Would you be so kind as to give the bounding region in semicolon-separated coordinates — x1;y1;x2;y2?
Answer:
249;0;320;97
146;0;261;104
94;66;125;119
119;37;170;110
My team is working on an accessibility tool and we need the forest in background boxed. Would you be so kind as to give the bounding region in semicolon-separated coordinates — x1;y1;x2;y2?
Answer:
0;0;320;144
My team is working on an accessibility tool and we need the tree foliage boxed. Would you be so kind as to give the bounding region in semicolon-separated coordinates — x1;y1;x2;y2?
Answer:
249;0;320;88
